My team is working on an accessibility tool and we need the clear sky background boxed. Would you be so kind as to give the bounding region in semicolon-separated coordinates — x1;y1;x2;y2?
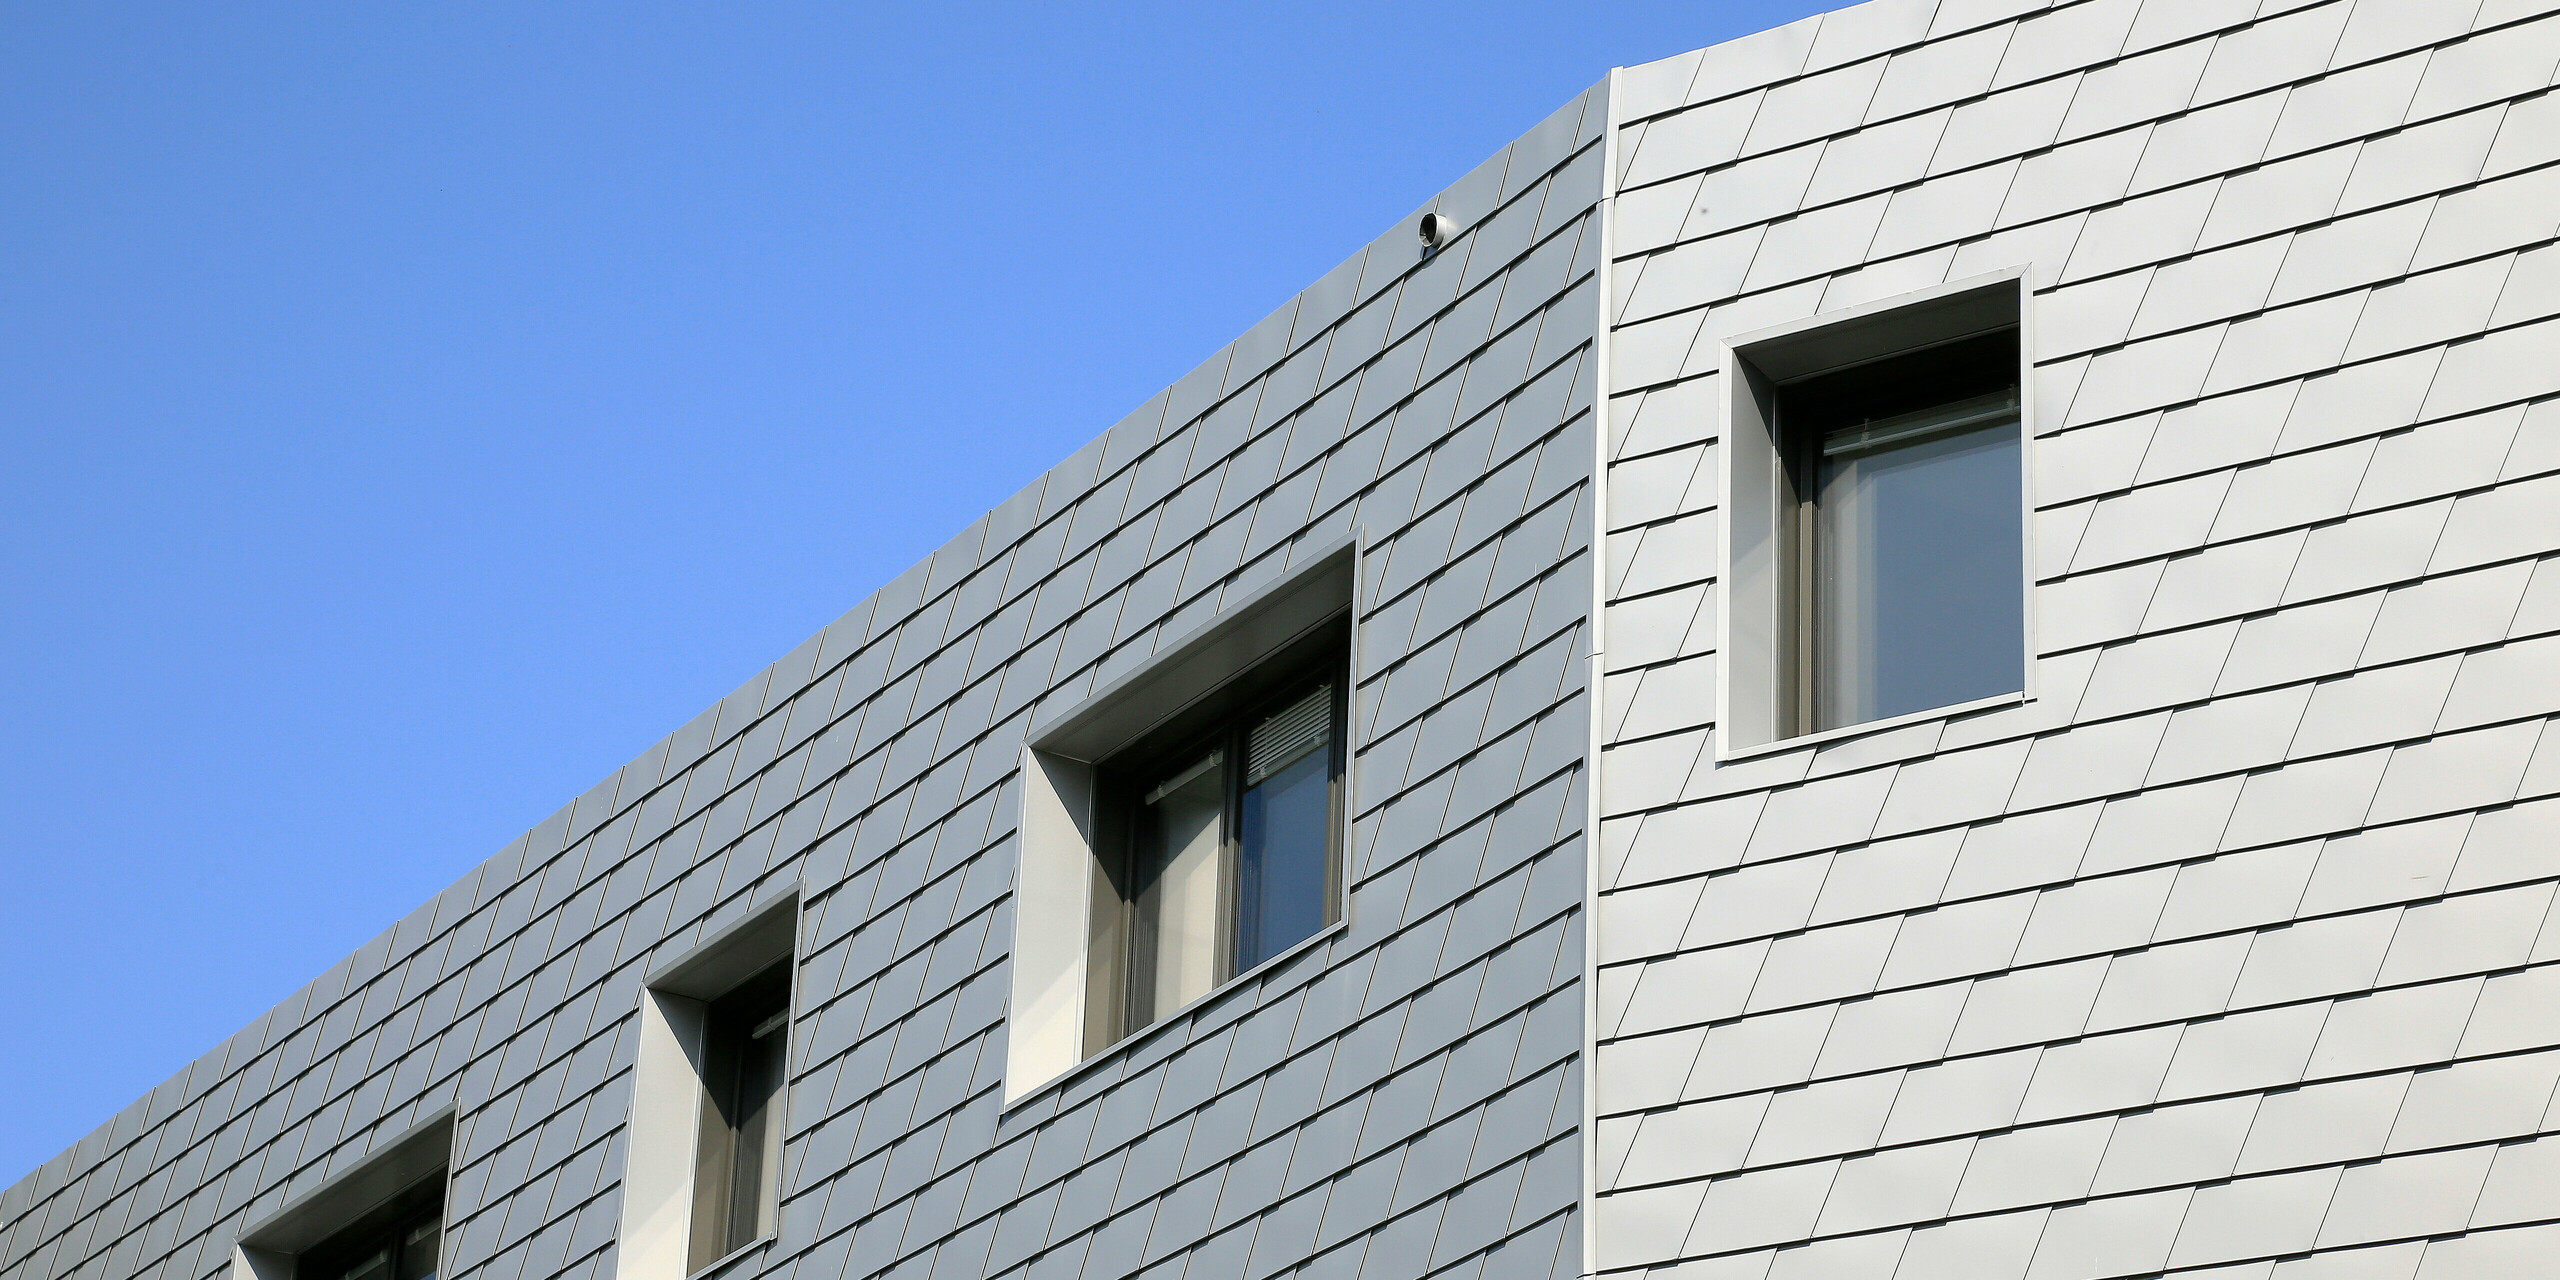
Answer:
0;1;1833;1184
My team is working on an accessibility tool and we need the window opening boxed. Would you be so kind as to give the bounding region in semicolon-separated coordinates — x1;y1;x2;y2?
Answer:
1776;327;2024;735
688;960;790;1271
298;1182;443;1280
1009;543;1358;1099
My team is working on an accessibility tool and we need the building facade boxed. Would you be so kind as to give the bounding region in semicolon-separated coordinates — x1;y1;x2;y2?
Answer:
9;3;2560;1280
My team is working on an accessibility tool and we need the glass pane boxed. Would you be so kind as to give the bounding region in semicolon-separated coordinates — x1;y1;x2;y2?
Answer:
398;1217;440;1280
1237;686;1333;971
1814;416;2023;730
335;1247;391;1280
727;1013;787;1249
691;963;790;1269
1136;753;1225;1024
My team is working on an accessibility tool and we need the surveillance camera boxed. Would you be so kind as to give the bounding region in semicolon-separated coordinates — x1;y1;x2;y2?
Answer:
1418;212;1462;249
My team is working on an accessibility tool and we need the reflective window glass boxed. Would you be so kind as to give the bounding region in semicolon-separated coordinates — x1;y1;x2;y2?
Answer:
1237;688;1334;972
689;960;790;1270
1781;329;2025;734
1094;659;1344;1044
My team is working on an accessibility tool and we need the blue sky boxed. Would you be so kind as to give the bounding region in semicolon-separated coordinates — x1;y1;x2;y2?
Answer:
0;1;1832;1183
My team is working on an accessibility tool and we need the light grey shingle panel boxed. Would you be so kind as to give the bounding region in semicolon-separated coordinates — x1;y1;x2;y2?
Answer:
1602;0;2560;1223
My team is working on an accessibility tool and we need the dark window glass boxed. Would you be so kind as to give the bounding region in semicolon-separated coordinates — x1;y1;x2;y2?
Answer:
689;961;789;1271
397;1217;440;1280
1781;329;2025;733
300;1182;442;1280
1096;655;1345;1043
1236;687;1334;972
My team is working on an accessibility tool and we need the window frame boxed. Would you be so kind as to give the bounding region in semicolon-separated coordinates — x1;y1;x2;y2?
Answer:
1084;648;1350;1049
1715;270;2040;760
685;958;791;1274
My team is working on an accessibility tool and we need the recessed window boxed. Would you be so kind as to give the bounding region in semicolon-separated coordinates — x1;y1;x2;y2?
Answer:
688;961;790;1272
232;1112;453;1280
1780;329;2023;733
1008;539;1359;1101
1087;668;1345;1045
300;1184;443;1280
1723;274;2032;751
618;895;798;1280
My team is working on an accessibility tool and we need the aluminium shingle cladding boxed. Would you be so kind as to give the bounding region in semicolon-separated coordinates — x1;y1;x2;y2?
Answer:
26;3;2560;1278
0;82;1609;1280
1594;1;2560;1278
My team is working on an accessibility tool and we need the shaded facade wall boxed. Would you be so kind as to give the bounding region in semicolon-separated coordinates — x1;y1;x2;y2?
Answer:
1;81;1609;1280
1593;1;2560;1277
